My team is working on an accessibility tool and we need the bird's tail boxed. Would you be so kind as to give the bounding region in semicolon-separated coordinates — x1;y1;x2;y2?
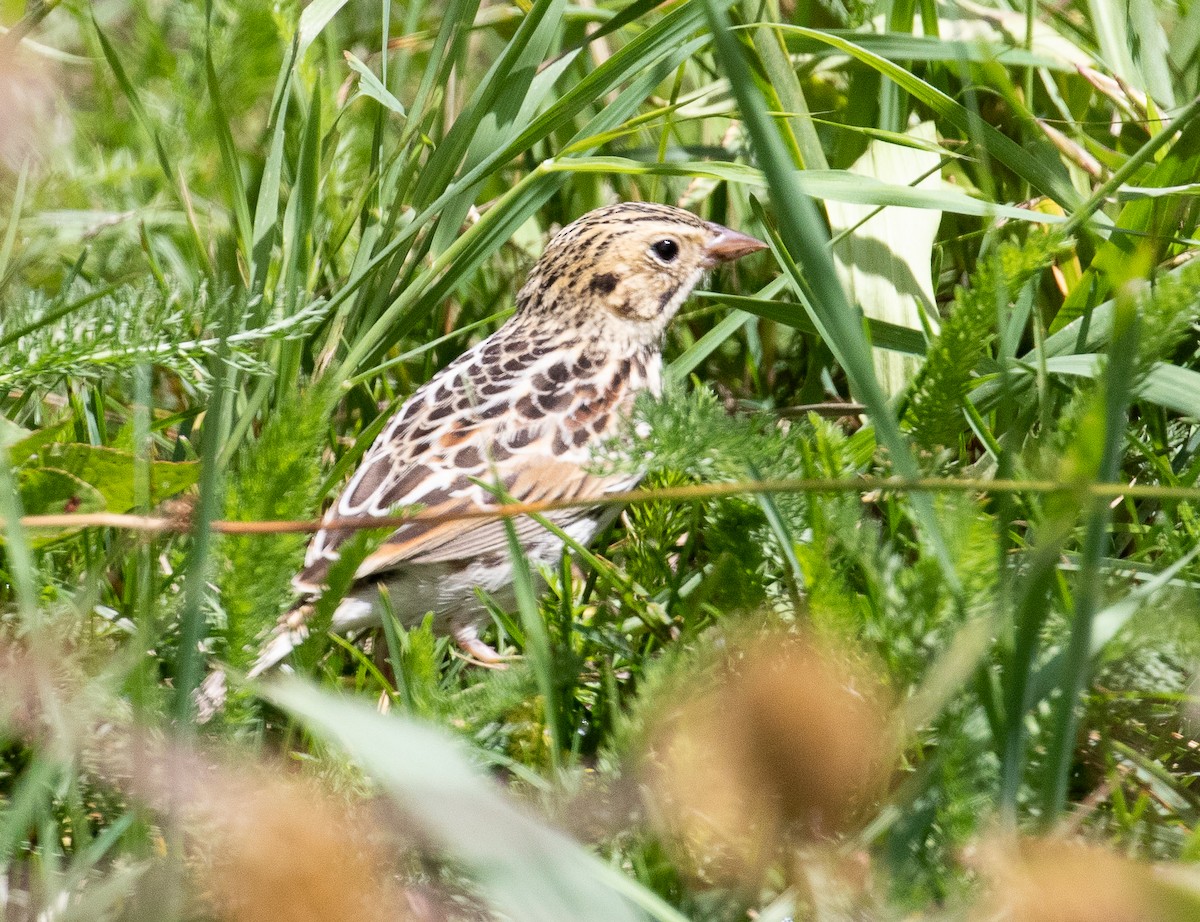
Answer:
246;601;315;679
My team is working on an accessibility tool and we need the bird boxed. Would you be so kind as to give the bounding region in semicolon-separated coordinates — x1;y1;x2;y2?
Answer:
248;202;766;677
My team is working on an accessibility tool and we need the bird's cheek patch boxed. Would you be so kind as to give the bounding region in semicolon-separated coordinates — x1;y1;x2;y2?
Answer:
589;272;618;295
609;297;640;319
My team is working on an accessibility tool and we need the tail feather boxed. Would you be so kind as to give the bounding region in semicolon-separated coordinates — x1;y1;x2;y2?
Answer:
246;602;314;679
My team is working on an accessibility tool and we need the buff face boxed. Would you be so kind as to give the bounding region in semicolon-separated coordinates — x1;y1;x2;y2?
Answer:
519;203;765;331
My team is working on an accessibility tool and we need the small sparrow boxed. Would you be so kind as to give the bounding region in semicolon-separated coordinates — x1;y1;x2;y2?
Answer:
249;202;765;676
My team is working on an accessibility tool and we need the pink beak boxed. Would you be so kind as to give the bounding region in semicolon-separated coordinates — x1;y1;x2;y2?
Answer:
702;223;768;267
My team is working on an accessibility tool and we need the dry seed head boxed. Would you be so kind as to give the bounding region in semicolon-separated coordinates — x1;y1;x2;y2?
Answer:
0;51;60;172
640;634;890;881
194;773;402;922
105;736;408;922
970;836;1196;922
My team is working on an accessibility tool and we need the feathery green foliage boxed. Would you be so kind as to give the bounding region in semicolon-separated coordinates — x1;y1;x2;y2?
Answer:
218;384;337;670
905;232;1063;452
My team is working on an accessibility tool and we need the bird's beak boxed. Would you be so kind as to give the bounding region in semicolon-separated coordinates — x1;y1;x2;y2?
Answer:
702;223;768;267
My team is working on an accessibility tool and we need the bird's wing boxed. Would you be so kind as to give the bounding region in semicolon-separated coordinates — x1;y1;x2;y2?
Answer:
350;457;630;576
295;332;642;592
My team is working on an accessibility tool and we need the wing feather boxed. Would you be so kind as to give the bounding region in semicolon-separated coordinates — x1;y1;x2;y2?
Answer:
351;458;634;577
296;329;648;592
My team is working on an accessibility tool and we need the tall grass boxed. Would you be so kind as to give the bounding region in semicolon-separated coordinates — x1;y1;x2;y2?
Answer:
2;0;1200;918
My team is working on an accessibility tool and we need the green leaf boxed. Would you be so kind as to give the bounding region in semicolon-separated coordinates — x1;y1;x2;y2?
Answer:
826;122;941;396
703;1;957;585
766;23;1085;216
796;170;1069;224
297;0;352;52
32;444;199;513
0;415;28;451
205;29;253;271
13;468;106;546
1118;183;1200;200
250;41;298;291
776;28;1074;70
1037;355;1200;418
697;291;929;356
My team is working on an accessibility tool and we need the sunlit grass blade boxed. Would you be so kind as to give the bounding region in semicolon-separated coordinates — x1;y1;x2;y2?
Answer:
720;98;956;590
332;166;563;379
260;678;650;922
778;29;1073;69
411;0;566;213
280;80;322;294
296;0;354;53
249;39;298;292
767;23;1085;217
1041;294;1139;822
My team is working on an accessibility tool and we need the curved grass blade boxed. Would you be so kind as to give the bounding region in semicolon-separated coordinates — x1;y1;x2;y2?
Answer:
260;678;659;922
766;24;1085;217
702;4;956;582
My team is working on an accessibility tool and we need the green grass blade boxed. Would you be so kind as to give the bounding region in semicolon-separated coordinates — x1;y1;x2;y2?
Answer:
705;0;958;586
767;24;1085;216
0;445;40;625
204;33;253;273
503;517;564;772
699;290;930;356
250;39;298;292
260;679;647;922
297;0;353;53
411;0;567;212
1041;296;1139;822
92;15;212;276
0;159;27;292
281;81;322;293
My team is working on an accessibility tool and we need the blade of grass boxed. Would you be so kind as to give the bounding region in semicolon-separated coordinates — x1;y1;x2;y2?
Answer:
280;80;322;294
172;312;238;719
204;27;253;272
92;16;212;275
764;23;1086;217
260;679;650;922
250;38;298;292
503;515;564;773
696;289;930;356
704;2;958;587
297;0;354;53
0;159;28;291
0;445;40;624
1041;293;1139;823
411;0;567;211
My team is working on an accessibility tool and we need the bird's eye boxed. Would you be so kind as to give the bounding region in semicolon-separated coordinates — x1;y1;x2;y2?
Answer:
651;239;679;263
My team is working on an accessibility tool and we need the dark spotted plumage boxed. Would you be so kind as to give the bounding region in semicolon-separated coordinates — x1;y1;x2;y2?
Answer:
250;202;765;675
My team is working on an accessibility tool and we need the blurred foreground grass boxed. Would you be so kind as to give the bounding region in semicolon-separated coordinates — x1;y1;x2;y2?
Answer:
2;0;1200;918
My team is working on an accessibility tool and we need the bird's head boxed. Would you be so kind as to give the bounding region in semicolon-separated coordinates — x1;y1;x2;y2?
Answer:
517;202;766;338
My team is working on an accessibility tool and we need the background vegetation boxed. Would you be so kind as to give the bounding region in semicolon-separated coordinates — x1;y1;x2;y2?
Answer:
2;0;1200;918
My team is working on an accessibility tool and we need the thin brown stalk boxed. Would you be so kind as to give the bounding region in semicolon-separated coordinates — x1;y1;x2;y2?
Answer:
5;475;1198;535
